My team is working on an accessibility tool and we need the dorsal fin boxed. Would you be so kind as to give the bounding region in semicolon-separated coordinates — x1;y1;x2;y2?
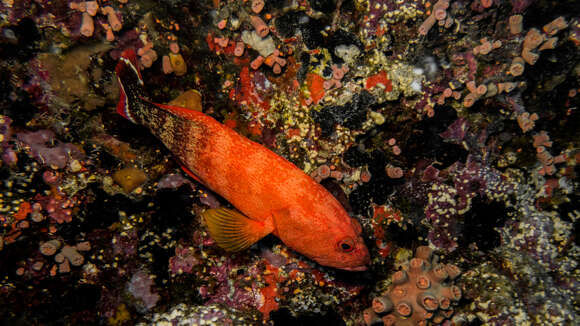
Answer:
150;102;206;121
115;49;145;123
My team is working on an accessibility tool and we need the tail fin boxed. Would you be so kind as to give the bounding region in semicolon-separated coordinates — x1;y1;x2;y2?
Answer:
115;49;145;123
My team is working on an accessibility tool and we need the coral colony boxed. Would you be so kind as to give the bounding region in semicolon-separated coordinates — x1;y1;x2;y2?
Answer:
363;246;462;326
0;0;578;325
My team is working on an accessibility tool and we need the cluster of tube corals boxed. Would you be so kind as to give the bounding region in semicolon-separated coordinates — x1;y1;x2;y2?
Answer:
532;131;567;176
69;0;124;40
211;0;287;74
363;246;462;326
419;0;452;36
39;240;90;274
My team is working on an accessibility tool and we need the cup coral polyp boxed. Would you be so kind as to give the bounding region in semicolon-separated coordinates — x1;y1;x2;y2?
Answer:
364;246;462;326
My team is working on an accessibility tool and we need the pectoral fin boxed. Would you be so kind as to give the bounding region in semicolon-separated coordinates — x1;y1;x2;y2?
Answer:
202;208;273;252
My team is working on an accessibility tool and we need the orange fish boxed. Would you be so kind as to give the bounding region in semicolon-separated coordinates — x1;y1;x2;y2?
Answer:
115;50;370;271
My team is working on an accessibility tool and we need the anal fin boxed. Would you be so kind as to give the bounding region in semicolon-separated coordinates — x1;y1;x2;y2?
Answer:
180;164;203;183
202;208;274;252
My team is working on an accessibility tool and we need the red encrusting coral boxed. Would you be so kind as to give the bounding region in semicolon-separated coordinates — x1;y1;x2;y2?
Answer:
306;73;325;104
365;71;393;92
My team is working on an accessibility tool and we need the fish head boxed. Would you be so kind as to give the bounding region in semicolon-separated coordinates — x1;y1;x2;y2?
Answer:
274;206;370;271
309;217;370;271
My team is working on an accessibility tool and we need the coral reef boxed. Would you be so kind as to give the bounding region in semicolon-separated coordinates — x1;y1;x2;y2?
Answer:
459;249;577;325
0;0;578;325
137;303;259;325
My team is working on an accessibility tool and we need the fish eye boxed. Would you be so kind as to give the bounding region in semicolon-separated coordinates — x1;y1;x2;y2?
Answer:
337;238;355;252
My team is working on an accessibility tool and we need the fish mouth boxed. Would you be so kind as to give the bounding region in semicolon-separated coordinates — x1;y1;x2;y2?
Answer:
340;265;368;272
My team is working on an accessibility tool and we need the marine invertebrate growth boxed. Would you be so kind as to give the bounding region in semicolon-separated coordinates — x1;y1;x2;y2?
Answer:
364;246;461;326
